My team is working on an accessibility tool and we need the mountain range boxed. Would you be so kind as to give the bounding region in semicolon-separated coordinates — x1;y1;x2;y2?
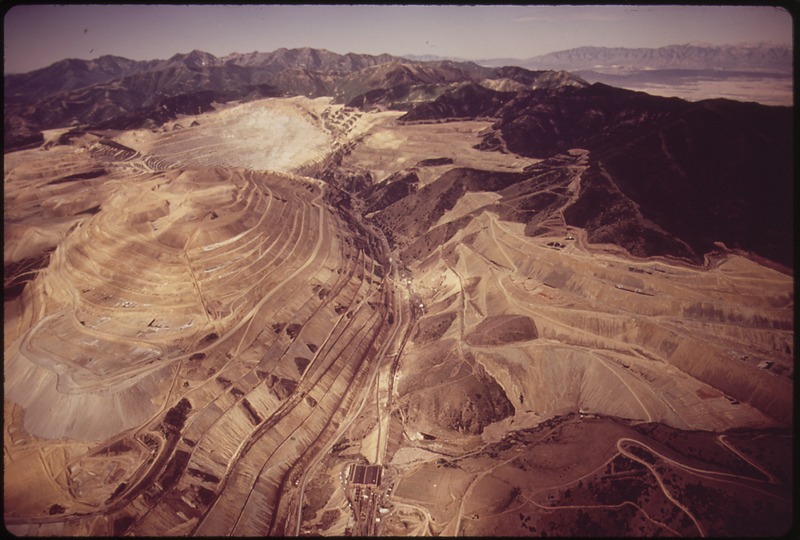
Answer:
411;43;793;106
3;47;585;150
480;42;792;73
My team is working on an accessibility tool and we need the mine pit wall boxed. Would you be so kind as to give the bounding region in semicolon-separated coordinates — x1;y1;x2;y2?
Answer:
632;321;792;424
2;161;395;534
322;183;391;270
4;264;48;346
670;341;792;424
293;106;365;181
104;175;397;536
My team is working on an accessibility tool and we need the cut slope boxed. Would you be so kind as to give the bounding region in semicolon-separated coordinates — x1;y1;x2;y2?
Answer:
464;314;538;346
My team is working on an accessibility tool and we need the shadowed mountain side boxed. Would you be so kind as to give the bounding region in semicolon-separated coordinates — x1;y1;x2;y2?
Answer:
3;56;161;105
346;83;456;111
338;61;494;107
367;167;531;246
5;75;279;147
562;163;700;262
360;170;420;214
349;69;589;112
397;83;518;121
220;47;400;74
492;66;591;89
3;115;44;150
363;154;680;264
3;48;401;105
587;99;793;268
399;83;793;268
464;315;538;346
397;72;588;122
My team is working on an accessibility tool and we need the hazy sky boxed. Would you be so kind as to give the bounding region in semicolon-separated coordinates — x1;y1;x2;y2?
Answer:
3;4;793;74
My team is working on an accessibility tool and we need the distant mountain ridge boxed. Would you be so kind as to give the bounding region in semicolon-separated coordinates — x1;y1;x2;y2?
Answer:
3;55;161;105
3;47;587;150
3;48;406;104
478;43;792;73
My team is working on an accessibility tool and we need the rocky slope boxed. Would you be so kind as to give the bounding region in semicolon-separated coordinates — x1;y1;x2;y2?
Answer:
3;48;584;150
396;83;793;267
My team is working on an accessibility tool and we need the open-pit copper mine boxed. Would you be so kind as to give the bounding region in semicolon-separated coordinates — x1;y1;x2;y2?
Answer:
4;95;792;537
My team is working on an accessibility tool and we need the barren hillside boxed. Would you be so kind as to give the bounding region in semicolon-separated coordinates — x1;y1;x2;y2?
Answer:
4;89;792;537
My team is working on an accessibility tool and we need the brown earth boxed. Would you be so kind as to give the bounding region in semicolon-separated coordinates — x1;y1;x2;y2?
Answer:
464;314;538;346
4;96;792;538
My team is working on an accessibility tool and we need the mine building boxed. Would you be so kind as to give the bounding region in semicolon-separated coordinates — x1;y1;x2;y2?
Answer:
348;464;383;486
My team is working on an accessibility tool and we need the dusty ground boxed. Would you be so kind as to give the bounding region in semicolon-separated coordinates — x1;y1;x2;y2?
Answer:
4;95;793;537
318;108;793;537
340;119;539;185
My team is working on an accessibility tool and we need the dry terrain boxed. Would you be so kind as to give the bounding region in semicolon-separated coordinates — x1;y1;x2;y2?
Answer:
4;95;792;536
